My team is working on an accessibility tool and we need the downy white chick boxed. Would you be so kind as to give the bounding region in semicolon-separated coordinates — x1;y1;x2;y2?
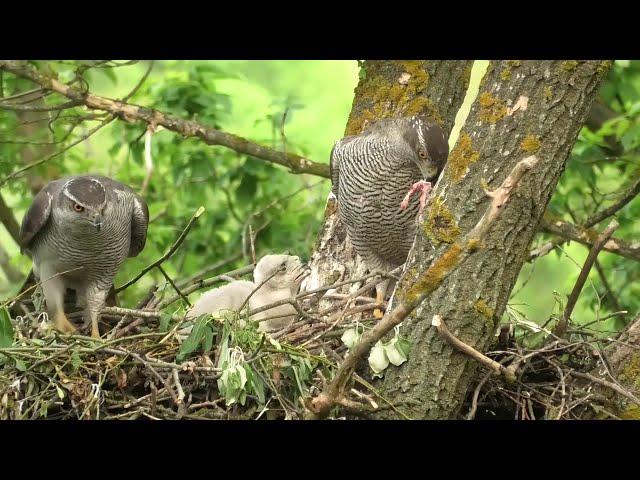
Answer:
182;254;308;335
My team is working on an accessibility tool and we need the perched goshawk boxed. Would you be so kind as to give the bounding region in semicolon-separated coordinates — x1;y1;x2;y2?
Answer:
19;175;149;338
330;115;449;316
185;254;308;333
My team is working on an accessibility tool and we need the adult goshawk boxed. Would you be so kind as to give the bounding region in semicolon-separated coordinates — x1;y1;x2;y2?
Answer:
330;115;449;316
19;175;149;338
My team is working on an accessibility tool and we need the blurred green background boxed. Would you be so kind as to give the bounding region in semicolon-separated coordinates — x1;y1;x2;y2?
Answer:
1;60;638;336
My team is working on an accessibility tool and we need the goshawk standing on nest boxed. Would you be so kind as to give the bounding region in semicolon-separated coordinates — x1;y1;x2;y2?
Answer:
330;115;449;317
19;175;149;338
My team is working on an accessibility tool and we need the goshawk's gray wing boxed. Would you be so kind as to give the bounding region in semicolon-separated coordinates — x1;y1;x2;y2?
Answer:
128;191;149;257
19;180;64;253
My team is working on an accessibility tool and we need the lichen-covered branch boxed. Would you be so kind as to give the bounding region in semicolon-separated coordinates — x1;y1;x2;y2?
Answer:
0;60;330;180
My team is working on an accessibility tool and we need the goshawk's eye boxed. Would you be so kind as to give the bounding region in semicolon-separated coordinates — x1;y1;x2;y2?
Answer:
73;204;84;212
418;149;428;159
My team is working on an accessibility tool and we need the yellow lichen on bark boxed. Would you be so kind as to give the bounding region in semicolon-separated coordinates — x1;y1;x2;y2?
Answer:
478;92;507;124
424;197;461;244
474;299;494;319
345;61;443;135
406;244;463;303
520;134;541;153
447;132;480;182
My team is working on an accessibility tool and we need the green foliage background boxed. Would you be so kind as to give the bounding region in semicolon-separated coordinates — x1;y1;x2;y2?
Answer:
0;60;638;336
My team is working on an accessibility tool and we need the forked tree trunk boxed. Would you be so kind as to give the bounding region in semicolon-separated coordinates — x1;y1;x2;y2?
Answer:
374;60;610;419
305;60;611;420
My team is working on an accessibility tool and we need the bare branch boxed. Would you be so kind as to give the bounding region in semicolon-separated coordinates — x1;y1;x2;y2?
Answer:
0;192;21;245
540;216;638;262
0;60;330;179
583;174;640;228
432;315;516;382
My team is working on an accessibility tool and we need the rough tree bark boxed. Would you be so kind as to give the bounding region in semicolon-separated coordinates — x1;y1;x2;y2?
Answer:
374;60;611;419
302;60;473;301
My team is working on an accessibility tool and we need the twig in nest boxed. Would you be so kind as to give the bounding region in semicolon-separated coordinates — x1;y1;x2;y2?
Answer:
158;265;191;308
466;370;492;420
433;315;517;383
567;370;640;408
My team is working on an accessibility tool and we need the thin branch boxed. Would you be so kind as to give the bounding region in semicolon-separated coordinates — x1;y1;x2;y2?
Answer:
552;219;619;339
0;115;116;187
121;60;154;102
540;216;639;262
115;206;205;293
0;99;81;112
530;173;640;262
157;265;191;308
157;264;255;310
568;370;640;408
176;253;242;289
594;259;623;312
0;60;330;179
583;174;640;228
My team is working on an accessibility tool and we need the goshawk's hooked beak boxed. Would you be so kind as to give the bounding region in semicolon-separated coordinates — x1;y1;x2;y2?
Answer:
91;213;102;232
417;162;439;181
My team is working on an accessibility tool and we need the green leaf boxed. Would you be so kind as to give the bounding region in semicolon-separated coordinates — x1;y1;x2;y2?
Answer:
177;315;208;361
202;325;214;353
383;338;408;367
0;307;14;349
159;312;172;332
14;358;27;372
70;351;82;371
247;365;265;405
396;337;411;357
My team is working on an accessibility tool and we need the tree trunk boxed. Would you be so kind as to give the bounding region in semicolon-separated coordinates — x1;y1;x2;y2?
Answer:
375;60;611;419
302;60;472;304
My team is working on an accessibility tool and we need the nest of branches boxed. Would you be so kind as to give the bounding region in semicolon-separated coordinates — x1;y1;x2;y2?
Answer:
460;316;640;420
0;258;396;420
